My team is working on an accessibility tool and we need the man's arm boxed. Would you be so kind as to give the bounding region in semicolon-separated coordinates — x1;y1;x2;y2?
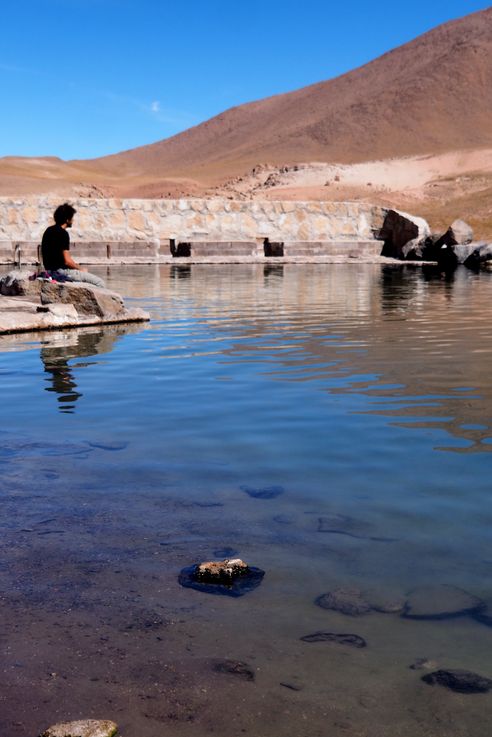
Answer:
62;249;87;272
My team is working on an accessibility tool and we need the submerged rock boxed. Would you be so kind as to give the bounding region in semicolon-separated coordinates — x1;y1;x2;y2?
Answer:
213;659;255;681
39;720;118;737
317;513;366;535
301;632;367;648
240;484;284;499
315;588;372;616
317;515;397;543
368;592;405;614
280;681;303;691
409;658;438;671
315;586;404;616
178;559;265;597
422;669;492;694
402;585;484;620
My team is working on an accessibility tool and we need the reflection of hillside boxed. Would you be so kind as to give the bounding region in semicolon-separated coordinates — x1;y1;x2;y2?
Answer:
39;323;144;414
136;264;492;451
100;263;492;450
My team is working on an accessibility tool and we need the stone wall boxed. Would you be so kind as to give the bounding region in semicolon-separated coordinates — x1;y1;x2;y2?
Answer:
0;196;386;263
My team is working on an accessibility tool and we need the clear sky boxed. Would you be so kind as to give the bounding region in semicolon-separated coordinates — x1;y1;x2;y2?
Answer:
0;0;489;160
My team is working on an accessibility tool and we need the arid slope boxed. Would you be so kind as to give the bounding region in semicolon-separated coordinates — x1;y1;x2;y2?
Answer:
81;6;492;181
1;7;492;236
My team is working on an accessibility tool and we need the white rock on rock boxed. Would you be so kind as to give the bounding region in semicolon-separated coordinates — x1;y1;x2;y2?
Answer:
39;719;118;737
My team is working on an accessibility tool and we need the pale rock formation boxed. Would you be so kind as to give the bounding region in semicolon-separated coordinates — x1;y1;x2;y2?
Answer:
39;720;118;737
195;558;249;583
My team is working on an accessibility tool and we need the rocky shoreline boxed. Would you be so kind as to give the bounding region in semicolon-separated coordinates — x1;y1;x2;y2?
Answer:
0;270;149;335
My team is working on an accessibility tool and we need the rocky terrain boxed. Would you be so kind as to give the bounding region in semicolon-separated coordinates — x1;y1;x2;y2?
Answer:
0;271;149;334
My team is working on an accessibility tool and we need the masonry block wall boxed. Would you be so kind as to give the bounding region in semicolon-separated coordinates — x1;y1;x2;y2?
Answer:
0;197;385;244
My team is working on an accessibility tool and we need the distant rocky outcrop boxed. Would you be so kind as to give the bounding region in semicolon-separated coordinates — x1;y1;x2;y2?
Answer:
436;219;474;248
380;209;430;260
464;242;492;270
380;212;489;268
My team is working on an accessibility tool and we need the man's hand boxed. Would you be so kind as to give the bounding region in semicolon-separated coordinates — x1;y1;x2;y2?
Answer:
62;250;86;271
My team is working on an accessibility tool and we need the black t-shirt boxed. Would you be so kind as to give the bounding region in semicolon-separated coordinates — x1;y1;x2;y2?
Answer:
41;224;70;270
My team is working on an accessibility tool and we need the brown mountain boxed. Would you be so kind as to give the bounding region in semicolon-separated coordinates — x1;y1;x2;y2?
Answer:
1;6;492;240
76;5;492;183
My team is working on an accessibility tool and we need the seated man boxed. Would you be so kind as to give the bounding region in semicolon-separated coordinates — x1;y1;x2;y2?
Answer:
41;203;105;288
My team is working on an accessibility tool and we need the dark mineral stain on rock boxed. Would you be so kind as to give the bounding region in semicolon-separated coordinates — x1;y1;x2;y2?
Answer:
178;564;265;597
272;514;294;525
37;530;65;536
87;441;128;451
280;682;303;691
317;514;364;534
300;632;367;648
422;669;492;694
213;659;255;681
472;611;492;628
316;515;396;542
240;485;285;499
174;500;224;510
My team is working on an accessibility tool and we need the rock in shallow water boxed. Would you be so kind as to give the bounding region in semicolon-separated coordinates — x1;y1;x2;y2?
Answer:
195;558;249;583
178;560;265;597
240;484;284;499
315;588;372;616
315;586;404;616
301;632;367;648
409;658;438;671
422;669;492;694
39;720;118;737
213;659;255;681
402;585;484;620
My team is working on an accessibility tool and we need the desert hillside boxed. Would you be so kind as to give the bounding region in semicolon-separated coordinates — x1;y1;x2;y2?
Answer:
84;6;492;180
0;7;491;237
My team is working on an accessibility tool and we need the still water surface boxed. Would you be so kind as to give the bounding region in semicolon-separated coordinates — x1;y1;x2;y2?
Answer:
1;264;492;736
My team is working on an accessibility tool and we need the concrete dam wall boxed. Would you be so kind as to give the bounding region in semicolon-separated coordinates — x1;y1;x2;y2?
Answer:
0;196;386;264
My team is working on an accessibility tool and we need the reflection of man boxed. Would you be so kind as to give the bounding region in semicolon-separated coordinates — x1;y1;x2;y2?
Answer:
41;203;105;288
41;346;82;413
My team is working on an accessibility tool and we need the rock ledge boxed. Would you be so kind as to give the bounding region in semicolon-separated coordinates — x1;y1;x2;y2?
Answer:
0;270;149;334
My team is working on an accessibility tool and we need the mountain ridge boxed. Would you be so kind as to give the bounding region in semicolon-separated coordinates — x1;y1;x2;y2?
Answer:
76;6;492;180
1;7;492;237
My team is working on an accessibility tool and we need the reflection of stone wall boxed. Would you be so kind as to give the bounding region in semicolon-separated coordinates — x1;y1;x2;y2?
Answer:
0;196;384;244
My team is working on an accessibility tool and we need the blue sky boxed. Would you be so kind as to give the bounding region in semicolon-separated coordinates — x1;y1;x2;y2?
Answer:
0;0;489;160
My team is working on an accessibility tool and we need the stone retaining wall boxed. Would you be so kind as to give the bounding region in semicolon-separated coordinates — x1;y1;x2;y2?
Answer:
0;196;386;263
